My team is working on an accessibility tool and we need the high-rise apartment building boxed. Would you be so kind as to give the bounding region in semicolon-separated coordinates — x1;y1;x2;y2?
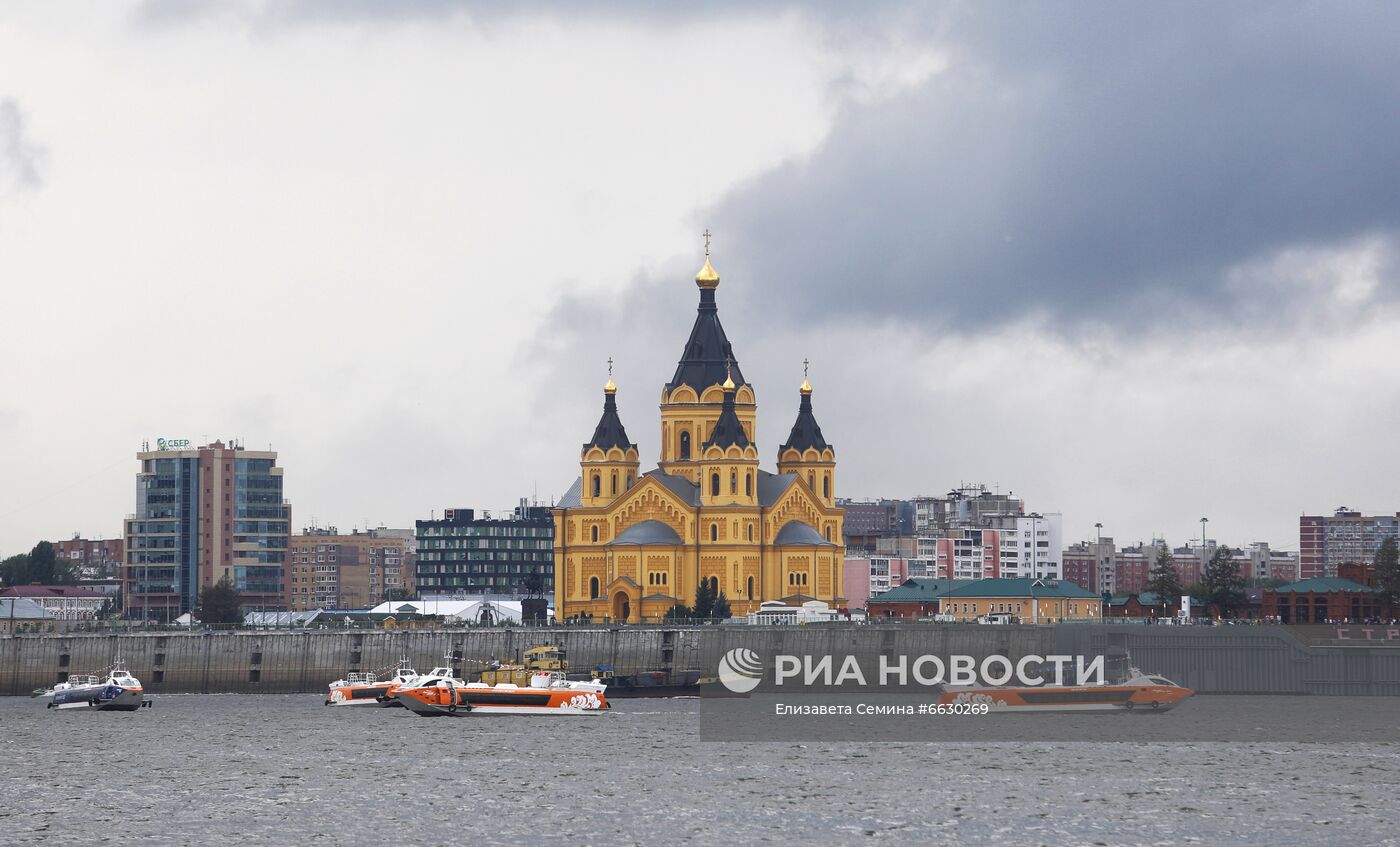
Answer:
1299;508;1400;579
288;527;415;610
124;440;290;620
416;503;553;596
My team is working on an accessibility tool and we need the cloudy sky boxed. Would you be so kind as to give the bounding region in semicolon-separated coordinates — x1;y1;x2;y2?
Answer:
2;1;1397;557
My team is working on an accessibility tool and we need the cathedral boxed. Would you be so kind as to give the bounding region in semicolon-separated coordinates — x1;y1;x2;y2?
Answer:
552;242;846;622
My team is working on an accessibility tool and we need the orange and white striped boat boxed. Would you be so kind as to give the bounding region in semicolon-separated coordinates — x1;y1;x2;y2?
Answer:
937;668;1193;713
326;661;420;707
396;672;609;716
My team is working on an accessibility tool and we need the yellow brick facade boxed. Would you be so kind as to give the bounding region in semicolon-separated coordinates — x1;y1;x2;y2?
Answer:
553;250;844;623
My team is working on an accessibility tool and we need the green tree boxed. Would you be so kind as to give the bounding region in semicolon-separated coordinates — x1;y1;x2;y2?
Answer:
382;588;411;603
1373;537;1400;612
713;592;732;620
0;553;31;588
193;576;245;625
1203;546;1246;617
1145;545;1183;611
667;581;732;621
28;541;61;584
98;591;124;619
0;542;77;587
692;579;717;620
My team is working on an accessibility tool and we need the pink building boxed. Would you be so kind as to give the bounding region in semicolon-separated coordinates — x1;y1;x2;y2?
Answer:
843;556;941;609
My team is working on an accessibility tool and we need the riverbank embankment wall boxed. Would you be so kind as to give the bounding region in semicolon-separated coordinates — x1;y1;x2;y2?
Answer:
3;624;1396;695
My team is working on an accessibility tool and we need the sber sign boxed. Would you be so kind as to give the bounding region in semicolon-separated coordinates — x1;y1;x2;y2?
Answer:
155;438;192;451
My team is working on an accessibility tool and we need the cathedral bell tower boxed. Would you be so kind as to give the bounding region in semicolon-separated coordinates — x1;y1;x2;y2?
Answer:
579;364;639;508
699;365;761;507
658;235;756;485
777;362;836;507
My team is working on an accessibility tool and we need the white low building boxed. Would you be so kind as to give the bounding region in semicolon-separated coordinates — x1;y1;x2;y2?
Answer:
744;600;843;625
369;598;551;624
0;585;108;621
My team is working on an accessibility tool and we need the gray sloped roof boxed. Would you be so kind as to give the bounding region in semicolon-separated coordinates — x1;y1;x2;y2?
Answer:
557;477;582;508
643;469;700;506
0;597;49;619
610;520;683;546
756;470;796;507
774;520;835;546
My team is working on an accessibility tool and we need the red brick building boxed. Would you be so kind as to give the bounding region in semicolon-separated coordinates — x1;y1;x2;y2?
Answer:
1262;575;1379;624
52;536;124;577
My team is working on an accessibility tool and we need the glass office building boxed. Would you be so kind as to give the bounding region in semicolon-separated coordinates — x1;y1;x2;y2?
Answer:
125;440;290;620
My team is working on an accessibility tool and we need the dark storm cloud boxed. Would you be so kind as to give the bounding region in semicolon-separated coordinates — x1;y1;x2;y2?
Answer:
0;99;42;194
713;3;1400;328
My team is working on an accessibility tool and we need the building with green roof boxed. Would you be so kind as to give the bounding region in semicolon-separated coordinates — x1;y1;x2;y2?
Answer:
1263;577;1379;623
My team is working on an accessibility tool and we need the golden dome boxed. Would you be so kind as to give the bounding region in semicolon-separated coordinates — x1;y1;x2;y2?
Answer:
800;377;812;395
695;256;720;288
604;377;617;394
722;373;736;391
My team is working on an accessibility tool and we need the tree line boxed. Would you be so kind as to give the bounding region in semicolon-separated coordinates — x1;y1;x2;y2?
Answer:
0;541;78;589
1143;536;1400;617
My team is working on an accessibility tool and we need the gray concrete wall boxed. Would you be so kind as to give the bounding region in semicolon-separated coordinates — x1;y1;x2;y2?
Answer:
3;623;1397;696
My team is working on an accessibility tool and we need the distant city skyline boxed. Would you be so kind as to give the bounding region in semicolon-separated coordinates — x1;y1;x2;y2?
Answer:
4;3;1400;557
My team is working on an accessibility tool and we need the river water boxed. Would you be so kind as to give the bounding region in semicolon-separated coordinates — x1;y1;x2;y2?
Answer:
3;695;1397;846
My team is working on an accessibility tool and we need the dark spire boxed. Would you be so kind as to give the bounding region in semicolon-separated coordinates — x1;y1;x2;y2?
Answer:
668;244;746;392
780;379;830;454
583;380;635;453
703;364;751;450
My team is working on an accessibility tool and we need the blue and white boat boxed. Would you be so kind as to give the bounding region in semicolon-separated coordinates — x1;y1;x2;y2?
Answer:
44;661;148;711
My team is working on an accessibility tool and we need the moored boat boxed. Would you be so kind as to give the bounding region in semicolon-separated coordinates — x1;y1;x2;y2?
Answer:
396;671;609;716
45;661;148;712
326;660;420;707
589;665;702;698
937;667;1193;713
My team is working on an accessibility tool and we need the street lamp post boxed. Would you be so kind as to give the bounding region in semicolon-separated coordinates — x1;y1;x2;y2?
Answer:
1094;521;1104;595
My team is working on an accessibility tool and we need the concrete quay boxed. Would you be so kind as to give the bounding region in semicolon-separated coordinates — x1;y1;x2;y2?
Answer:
2;623;1396;696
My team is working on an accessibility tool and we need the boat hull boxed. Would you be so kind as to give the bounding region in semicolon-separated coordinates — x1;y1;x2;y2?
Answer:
48;685;145;712
938;682;1193;713
396;686;609;716
325;684;394;706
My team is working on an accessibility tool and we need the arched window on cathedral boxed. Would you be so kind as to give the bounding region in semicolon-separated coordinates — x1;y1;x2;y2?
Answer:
592;474;601;498
680;431;691;460
808;472;815;489
746;473;752;497
591;525;599;543
589;576;600;599
823;474;830;499
710;523;718;542
730;471;737;494
709;576;719;594
711;473;720;498
824;526;832;542
611;472;617;495
747;524;754;542
747;575;755;598
626;473;633;489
